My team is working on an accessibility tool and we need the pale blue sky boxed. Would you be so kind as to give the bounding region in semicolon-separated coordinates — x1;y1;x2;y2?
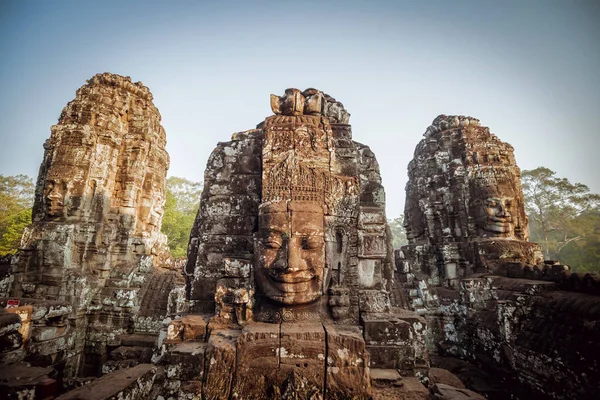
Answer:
1;0;598;218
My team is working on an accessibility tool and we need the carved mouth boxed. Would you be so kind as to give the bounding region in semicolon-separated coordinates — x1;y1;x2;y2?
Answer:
489;217;512;223
46;200;63;214
485;220;513;233
271;281;313;294
269;271;314;284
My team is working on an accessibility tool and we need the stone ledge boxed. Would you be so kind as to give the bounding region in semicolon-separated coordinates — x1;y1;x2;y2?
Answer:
56;364;156;400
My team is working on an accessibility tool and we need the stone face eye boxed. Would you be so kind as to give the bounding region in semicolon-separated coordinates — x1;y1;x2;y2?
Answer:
262;238;282;249
301;237;321;250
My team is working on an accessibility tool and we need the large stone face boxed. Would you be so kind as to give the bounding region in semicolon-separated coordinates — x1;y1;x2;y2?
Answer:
6;73;183;376
255;201;326;306
13;73;170;301
178;88;428;398
401;115;543;286
395;116;600;399
186;88;393;324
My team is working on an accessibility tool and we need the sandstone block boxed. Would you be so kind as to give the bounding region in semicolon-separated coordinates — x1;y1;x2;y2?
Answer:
162;342;207;381
180;314;209;341
204;328;239;400
325;324;370;399
366;344;415;371
55;364;157;400
233;323;279;399
110;346;152;363
430;383;486;400
278;322;326;396
358;290;390;313
362;316;412;345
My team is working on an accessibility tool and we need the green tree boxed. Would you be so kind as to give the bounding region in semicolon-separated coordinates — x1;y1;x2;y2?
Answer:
165;176;203;214
557;209;600;273
522;167;600;271
161;176;203;258
388;215;408;249
0;174;35;256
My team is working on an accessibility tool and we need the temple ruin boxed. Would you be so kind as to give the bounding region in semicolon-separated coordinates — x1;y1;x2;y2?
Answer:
1;73;185;392
0;77;599;400
397;115;600;399
174;87;427;399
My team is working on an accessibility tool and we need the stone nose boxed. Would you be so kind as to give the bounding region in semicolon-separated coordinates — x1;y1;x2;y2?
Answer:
497;202;510;217
47;188;62;200
283;238;307;273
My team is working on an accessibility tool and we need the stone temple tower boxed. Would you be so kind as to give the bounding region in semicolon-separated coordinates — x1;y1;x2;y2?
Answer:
9;73;183;376
167;88;428;399
399;115;543;301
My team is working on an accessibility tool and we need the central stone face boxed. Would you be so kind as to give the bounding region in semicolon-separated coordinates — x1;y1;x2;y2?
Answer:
256;201;326;305
180;88;429;398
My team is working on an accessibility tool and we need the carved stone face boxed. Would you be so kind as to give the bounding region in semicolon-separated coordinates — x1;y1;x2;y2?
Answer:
43;180;66;217
255;201;325;305
473;195;515;237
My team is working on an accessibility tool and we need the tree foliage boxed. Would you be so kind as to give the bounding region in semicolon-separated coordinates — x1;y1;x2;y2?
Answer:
161;176;203;258
388;215;408;249
0;175;34;256
522;167;600;272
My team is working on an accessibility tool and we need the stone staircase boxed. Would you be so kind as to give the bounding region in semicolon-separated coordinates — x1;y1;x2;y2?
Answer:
370;368;429;399
102;333;156;374
154;314;211;398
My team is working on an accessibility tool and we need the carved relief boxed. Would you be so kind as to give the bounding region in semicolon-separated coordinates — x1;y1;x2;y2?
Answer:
269;88;350;124
358;233;387;258
401;115;542;280
255;201;325;306
328;286;350;320
43;179;68;219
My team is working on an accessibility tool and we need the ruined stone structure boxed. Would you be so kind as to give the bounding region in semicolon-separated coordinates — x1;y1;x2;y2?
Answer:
167;88;427;399
2;81;598;400
401;114;543;290
397;115;600;399
2;74;184;382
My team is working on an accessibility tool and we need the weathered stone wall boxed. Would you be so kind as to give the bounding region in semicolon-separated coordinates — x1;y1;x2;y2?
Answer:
0;255;12;298
0;297;77;377
185;129;262;315
425;276;600;399
13;73;170;302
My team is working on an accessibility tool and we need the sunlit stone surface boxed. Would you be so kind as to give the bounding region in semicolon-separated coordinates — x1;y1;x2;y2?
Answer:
181;88;428;398
4;73;184;379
